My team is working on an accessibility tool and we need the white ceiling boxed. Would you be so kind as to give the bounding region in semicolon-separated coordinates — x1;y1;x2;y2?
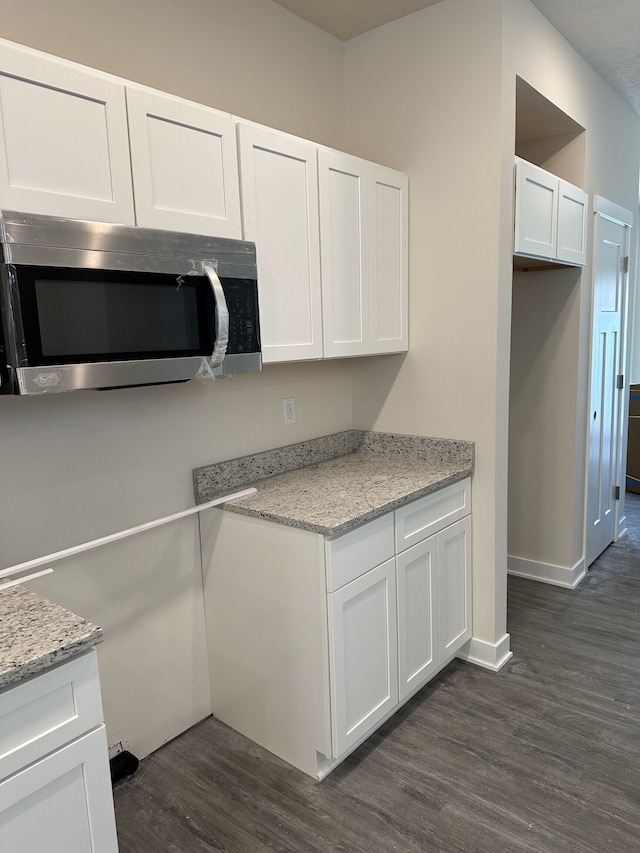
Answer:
273;0;640;118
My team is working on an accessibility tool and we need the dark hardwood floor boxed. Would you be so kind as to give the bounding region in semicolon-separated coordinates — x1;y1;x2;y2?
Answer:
113;494;640;853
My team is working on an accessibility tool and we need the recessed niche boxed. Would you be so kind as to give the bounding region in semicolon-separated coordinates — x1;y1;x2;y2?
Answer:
515;76;585;186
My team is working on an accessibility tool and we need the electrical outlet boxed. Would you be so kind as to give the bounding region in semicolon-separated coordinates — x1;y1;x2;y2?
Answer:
283;397;296;425
108;741;124;760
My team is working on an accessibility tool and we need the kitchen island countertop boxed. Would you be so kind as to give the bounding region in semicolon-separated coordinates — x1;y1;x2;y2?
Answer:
194;430;474;537
0;584;102;690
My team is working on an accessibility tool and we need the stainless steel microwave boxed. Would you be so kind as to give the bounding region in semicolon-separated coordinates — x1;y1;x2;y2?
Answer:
0;211;261;395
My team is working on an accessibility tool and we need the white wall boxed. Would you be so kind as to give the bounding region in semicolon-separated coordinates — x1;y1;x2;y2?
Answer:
0;0;351;759
345;0;510;666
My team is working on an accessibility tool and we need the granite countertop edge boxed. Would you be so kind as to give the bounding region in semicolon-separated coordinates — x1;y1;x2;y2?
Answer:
0;585;103;691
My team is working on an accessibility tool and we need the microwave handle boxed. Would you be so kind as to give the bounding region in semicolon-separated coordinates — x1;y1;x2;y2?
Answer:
203;265;229;368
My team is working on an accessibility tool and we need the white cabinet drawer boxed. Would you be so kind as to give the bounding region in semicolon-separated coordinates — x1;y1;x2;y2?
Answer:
325;512;394;592
0;650;104;782
395;478;471;553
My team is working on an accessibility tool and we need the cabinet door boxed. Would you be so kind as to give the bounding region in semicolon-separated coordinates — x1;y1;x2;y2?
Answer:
396;536;438;701
0;41;134;224
514;159;558;259
438;516;472;660
0;725;118;853
370;164;408;354
556;179;588;266
238;122;323;362
319;149;370;358
328;558;398;757
126;86;241;238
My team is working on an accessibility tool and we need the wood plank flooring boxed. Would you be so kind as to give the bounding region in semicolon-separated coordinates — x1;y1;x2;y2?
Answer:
113;494;640;853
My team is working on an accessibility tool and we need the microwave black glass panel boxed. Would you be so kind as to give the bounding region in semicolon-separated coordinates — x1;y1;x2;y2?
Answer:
15;266;215;365
221;278;261;355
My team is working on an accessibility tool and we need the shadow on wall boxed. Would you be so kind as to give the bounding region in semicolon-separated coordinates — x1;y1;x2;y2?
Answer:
349;353;407;430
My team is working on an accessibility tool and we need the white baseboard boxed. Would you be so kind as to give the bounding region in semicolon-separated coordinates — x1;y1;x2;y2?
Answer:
457;633;512;672
507;554;586;589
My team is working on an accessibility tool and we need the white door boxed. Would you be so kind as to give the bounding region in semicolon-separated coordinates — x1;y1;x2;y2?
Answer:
238;122;323;362
586;209;630;565
370;164;409;354
126;86;241;237
513;159;558;259
396;536;438;701
327;558;398;758
0;726;118;853
319;149;370;358
438;516;472;660
0;40;134;224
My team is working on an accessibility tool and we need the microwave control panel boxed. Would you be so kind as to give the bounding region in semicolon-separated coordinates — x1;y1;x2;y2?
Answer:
221;279;261;355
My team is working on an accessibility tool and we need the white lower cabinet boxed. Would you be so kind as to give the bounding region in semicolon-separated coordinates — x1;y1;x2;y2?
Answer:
0;650;118;853
202;478;471;779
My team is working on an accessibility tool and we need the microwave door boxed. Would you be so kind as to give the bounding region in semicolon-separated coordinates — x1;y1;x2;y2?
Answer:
5;264;216;394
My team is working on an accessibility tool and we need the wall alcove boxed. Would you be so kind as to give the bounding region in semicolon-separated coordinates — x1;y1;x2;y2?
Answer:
508;77;589;586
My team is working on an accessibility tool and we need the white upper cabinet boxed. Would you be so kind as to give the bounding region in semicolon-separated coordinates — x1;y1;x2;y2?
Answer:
556;178;588;266
319;149;370;358
239;135;408;364
370;164;409;354
514;158;587;266
0;39;135;224
126;86;241;238
319;149;408;359
237;122;323;362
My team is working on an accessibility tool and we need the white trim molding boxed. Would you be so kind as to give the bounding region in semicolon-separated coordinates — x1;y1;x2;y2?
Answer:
457;633;512;672
507;554;586;588
593;195;633;227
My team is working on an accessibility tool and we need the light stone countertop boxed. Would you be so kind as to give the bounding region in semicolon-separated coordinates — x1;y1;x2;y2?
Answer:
0;584;102;690
194;430;474;537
